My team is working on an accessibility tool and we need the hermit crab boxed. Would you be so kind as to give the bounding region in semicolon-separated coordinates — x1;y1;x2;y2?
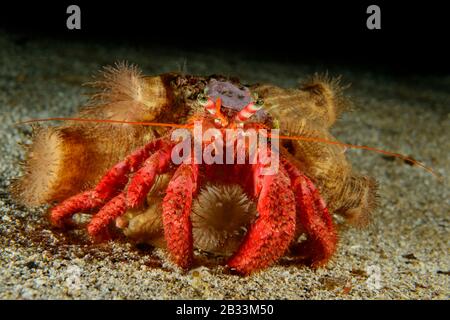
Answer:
12;63;433;275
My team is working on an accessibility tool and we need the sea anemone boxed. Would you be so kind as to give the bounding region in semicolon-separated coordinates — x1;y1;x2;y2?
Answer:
120;182;258;257
191;183;257;256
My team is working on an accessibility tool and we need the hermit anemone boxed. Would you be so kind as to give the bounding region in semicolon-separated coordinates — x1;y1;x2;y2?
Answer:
119;182;258;257
191;183;258;256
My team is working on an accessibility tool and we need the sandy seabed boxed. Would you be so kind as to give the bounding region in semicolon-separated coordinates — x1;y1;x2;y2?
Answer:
0;31;448;299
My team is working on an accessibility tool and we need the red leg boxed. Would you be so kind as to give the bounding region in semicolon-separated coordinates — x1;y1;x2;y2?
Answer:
126;146;172;208
87;145;174;239
282;157;337;267
87;193;127;240
50;161;129;228
161;162;199;269
227;151;296;275
50;138;166;227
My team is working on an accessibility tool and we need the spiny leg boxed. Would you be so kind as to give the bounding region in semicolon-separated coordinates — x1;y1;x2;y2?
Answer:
126;145;173;208
50;138;166;227
161;162;199;269
282;157;337;267
227;151;296;275
87;193;127;240
50;162;129;228
87;146;173;239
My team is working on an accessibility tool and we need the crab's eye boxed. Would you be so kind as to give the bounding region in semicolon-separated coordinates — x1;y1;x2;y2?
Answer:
255;98;264;107
251;93;264;107
197;94;208;105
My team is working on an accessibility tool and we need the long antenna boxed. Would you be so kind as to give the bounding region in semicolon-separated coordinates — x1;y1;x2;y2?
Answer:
17;117;193;129
268;133;441;180
17;117;441;180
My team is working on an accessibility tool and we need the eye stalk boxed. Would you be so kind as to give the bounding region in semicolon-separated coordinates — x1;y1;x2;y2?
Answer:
234;95;264;123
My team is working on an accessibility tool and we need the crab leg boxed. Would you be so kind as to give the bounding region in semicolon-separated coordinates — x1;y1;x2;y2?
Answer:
87;193;127;240
282;158;337;267
227;150;296;275
50;138;166;227
86;143;173;240
87;145;171;239
126;145;173;208
161;161;199;269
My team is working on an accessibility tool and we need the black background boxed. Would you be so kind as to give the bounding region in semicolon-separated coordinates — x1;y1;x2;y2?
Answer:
0;0;448;75
0;300;446;318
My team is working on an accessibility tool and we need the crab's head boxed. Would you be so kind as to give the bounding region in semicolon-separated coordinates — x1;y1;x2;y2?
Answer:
197;80;265;128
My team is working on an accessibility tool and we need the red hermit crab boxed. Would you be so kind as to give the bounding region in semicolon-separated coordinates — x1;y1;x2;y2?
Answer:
12;63;433;275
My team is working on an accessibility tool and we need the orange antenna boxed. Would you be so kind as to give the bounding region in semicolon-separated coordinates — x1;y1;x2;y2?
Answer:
16;117;441;180
16;117;193;129
267;133;441;180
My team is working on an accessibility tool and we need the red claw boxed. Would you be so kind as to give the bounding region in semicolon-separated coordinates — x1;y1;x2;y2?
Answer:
227;167;296;274
162;162;199;269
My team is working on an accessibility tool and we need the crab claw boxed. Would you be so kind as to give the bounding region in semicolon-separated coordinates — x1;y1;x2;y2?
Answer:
161;162;199;269
227;150;296;275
